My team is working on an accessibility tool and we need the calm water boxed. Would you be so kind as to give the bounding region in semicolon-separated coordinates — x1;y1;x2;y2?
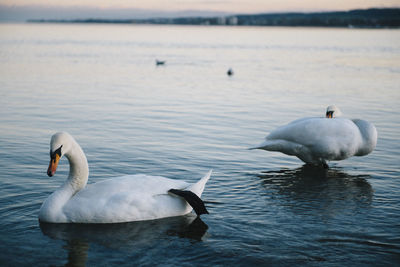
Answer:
0;23;399;266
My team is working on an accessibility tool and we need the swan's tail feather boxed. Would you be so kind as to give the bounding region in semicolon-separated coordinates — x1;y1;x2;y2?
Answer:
249;140;271;150
186;170;212;197
168;189;209;216
168;170;212;216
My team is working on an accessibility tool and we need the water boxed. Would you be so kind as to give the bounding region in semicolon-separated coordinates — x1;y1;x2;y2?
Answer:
0;23;399;266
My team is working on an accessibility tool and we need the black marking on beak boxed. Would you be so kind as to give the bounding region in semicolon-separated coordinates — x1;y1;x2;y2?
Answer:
326;111;334;118
50;145;63;162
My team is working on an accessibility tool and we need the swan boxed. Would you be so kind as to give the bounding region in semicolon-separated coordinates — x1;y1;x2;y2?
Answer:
251;105;377;168
39;132;211;223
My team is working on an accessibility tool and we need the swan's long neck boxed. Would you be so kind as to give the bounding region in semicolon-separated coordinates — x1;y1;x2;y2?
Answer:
39;138;89;222
65;140;89;193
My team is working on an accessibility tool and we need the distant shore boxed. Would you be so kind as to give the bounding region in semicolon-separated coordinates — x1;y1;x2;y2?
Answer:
27;8;400;28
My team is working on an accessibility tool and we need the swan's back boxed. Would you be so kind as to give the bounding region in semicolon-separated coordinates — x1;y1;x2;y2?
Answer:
269;118;360;158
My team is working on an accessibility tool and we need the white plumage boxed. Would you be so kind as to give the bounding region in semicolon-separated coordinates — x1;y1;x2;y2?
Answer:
251;106;377;167
39;132;211;223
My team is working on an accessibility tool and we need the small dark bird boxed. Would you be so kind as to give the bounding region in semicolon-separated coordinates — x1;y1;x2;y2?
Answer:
156;59;166;66
227;68;233;76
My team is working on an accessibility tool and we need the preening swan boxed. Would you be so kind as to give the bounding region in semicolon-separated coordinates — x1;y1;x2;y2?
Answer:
251;106;377;167
39;132;211;223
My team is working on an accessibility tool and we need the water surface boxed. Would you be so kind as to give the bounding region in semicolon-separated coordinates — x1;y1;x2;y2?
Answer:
0;24;399;266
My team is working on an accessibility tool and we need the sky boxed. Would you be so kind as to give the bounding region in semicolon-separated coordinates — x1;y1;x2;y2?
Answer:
0;0;399;21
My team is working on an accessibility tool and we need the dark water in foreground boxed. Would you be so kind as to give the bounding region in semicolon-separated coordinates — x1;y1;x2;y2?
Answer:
0;24;399;266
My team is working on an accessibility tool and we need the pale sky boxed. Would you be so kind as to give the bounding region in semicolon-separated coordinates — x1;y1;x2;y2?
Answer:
1;0;399;13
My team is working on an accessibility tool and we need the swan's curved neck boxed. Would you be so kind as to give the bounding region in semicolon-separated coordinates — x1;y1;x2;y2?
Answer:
64;140;89;193
39;138;89;222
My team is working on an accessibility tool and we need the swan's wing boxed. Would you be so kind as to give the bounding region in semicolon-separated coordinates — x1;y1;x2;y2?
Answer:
265;118;362;160
63;175;190;223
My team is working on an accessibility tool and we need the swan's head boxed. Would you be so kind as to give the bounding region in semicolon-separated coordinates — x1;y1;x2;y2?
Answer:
326;105;342;118
47;132;74;177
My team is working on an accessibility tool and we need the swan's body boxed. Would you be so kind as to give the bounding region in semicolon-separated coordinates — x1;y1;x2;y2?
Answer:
251;106;377;167
39;132;211;223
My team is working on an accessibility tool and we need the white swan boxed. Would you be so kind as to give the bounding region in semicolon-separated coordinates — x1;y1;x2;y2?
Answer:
251;105;377;167
39;132;211;223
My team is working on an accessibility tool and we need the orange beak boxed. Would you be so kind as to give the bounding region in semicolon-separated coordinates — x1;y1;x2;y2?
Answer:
47;153;60;177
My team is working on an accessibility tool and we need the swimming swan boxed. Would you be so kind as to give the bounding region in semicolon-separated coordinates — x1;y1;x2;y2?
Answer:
39;132;211;223
251;105;377;167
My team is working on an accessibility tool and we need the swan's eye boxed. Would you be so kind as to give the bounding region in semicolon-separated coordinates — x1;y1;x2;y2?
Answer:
50;145;63;159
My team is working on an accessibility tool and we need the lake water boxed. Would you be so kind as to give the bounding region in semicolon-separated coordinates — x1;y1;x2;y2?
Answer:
0;23;399;266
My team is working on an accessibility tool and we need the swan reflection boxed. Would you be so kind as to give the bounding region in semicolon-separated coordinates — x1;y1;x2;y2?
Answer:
40;215;208;265
257;165;373;218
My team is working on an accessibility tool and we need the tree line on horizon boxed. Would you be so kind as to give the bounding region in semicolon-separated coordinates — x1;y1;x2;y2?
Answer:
28;8;400;28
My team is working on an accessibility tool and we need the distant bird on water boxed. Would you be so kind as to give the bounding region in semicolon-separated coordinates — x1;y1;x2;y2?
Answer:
250;105;377;168
227;68;233;76
156;59;166;66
